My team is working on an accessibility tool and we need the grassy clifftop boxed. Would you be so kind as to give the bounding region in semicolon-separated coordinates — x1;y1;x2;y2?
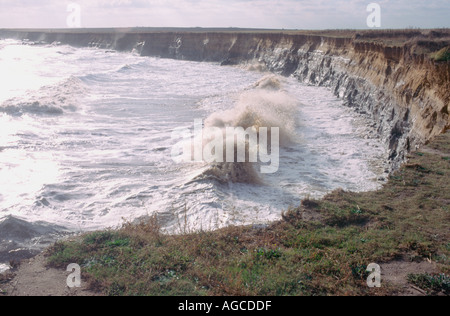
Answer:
44;132;450;296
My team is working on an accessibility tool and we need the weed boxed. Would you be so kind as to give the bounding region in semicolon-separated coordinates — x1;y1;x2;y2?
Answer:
255;248;283;261
431;47;450;62
408;273;450;294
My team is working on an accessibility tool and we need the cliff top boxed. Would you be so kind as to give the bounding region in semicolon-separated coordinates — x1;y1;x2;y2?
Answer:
1;27;448;37
2;27;449;54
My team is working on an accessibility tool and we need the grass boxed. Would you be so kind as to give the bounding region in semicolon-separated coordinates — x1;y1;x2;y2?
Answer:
408;273;449;295
45;132;450;296
431;47;450;62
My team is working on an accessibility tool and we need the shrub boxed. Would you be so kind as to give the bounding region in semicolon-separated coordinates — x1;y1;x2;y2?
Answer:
431;47;450;62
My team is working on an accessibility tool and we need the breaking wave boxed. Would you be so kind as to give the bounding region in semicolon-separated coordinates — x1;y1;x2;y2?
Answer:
196;75;300;184
198;161;264;185
205;75;299;146
242;62;268;73
118;64;133;72
0;76;87;116
252;75;282;90
0;215;70;263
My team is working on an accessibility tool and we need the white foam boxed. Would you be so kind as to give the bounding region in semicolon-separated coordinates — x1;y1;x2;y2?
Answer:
0;263;11;274
0;39;388;239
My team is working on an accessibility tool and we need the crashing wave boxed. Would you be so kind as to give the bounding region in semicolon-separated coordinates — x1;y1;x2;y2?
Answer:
0;76;87;116
0;101;65;116
252;74;282;90
195;75;299;184
196;161;263;185
117;64;133;72
0;215;70;264
241;62;268;73
205;77;298;146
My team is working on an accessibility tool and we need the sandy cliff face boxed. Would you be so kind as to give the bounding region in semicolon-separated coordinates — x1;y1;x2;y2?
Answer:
1;29;449;169
196;32;449;169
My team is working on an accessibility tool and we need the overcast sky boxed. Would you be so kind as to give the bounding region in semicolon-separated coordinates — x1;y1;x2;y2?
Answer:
0;0;449;29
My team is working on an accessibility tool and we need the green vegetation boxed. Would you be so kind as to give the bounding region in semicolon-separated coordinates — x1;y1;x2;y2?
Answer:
408;273;449;295
431;47;450;62
46;133;450;296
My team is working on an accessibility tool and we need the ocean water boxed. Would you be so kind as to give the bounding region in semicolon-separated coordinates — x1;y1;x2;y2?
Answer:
0;39;388;268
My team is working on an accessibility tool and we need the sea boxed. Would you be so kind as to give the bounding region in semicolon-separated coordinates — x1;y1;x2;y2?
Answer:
0;39;388;271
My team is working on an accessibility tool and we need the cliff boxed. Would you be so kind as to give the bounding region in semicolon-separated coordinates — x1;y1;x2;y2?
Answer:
1;28;449;169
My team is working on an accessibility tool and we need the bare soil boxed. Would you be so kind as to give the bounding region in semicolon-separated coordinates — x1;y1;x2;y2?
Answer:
381;255;440;296
1;254;100;296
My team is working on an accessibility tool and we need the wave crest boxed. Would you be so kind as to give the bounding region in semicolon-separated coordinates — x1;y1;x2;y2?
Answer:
197;75;299;184
205;76;298;147
0;76;87;116
196;162;263;185
252;74;282;90
243;62;268;73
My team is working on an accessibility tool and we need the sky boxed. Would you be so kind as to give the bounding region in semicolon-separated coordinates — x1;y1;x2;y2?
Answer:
0;0;449;29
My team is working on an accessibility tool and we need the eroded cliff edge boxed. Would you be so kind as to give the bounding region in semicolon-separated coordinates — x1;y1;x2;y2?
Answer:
1;28;449;170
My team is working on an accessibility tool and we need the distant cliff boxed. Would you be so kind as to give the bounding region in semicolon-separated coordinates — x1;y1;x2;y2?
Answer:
1;28;449;169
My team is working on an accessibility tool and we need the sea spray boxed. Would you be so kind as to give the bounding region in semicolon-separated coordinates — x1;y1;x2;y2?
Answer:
171;75;299;183
206;75;298;146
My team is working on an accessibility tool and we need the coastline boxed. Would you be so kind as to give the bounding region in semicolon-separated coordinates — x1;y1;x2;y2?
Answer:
0;28;449;296
2;131;448;296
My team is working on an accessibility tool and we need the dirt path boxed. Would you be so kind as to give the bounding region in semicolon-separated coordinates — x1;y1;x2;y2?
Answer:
1;254;101;296
381;256;440;296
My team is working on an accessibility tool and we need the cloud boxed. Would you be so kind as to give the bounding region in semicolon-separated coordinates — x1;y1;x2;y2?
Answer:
0;0;448;29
